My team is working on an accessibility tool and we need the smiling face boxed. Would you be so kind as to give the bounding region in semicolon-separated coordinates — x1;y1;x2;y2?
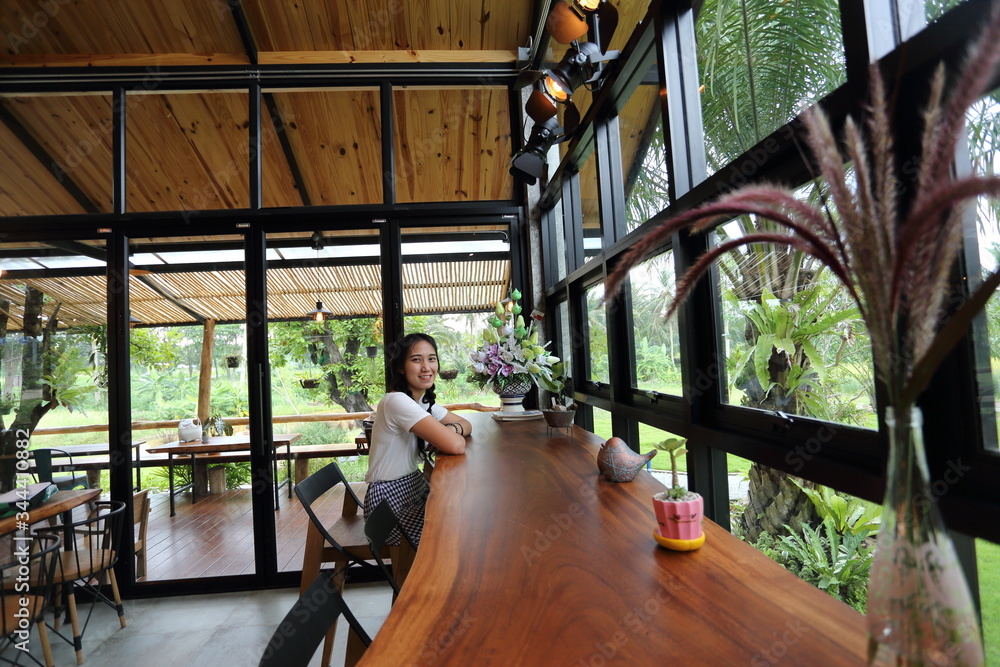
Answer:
401;339;439;398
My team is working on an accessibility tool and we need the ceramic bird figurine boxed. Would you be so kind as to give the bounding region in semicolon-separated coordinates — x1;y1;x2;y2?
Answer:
597;437;655;482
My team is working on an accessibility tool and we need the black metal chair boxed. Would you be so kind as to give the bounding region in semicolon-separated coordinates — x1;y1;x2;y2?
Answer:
295;461;379;667
38;500;126;665
30;449;87;491
364;499;417;599
258;570;372;667
0;533;61;667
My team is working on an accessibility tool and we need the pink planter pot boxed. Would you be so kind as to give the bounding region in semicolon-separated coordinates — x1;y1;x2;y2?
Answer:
652;493;704;541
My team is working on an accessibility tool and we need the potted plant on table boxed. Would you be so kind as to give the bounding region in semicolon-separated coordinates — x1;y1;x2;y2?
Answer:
650;437;704;551
606;10;1000;661
468;288;564;412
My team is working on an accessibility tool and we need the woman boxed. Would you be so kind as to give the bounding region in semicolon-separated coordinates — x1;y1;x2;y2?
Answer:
364;333;471;546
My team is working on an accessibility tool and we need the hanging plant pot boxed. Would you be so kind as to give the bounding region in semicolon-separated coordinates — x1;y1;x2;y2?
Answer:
299;378;321;389
365;346;378;359
226;355;241;368
438;369;459;380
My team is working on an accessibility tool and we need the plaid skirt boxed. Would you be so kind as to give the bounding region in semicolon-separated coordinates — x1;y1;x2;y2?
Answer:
364;470;430;546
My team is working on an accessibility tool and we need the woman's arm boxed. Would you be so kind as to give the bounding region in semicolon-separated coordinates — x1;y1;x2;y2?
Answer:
410;414;468;455
441;410;472;437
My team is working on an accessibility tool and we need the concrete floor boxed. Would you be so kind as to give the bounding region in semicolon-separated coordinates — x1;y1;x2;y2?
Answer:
13;582;393;667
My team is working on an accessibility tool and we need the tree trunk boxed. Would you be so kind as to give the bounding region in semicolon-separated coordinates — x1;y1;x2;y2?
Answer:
738;463;818;543
318;329;373;415
0;287;57;490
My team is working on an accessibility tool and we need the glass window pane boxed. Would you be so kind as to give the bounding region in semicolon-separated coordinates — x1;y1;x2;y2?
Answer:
585;284;608;384
558;300;572;385
0;239;109;497
127;92;253;212
714;182;876;427
393;87;513;203
0;94;113;216
551;199;568;285
923;0;967;25
628;252;681;395
696;0;846;178
591;406;613;440
968;86;1000;453
578;151;603;255
977;538;999;665
263;89;382;207
620;81;669;233
732;456;877;614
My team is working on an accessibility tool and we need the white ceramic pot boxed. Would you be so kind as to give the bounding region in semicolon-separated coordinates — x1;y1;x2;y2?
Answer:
178;417;202;442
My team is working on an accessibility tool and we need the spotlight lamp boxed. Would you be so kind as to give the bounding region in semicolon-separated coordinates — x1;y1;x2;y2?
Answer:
509;116;575;185
546;0;607;45
524;41;620;123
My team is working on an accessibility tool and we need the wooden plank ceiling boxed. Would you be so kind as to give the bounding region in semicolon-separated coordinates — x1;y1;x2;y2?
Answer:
0;0;532;216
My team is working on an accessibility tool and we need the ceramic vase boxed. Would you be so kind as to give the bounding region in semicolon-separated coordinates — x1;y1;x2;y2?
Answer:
492;375;533;413
866;406;983;666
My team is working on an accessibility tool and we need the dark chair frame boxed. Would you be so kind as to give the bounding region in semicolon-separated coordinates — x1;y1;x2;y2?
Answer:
0;533;61;667
258;570;372;667
294;461;379;576
363;498;417;597
30;449;88;491
38;500;126;665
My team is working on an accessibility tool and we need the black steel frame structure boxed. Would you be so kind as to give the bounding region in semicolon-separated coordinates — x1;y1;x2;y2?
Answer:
1;0;999;616
536;0;1000;617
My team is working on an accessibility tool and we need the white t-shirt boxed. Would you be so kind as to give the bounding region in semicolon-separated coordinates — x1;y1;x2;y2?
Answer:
365;392;447;483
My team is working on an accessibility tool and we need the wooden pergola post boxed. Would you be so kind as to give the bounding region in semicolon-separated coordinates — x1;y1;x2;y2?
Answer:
197;318;216;425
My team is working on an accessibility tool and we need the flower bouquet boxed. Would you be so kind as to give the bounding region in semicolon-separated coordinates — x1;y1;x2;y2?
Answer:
468;288;564;395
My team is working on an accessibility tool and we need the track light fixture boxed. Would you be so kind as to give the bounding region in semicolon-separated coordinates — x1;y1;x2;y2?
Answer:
509;117;574;185
510;0;620;185
524;42;619;123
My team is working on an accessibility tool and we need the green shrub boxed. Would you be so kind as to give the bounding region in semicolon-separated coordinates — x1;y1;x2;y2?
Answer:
754;517;873;612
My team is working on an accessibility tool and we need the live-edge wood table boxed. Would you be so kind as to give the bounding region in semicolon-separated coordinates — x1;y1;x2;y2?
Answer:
146;433;301;516
357;413;866;666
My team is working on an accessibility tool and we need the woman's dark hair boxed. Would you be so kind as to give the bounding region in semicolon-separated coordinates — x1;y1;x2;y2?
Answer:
386;332;438;406
386;332;439;460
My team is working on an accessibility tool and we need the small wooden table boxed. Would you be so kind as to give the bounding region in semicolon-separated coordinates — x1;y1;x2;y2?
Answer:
357;413;866;666
146;434;301;516
0;488;101;536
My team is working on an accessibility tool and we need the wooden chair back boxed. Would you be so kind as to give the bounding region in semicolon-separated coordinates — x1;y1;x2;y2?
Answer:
133;489;150;578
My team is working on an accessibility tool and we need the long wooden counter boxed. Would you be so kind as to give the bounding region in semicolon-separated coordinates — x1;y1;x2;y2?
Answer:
358;413;866;665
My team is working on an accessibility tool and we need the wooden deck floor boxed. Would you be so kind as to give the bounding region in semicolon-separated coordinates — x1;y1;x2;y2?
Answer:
143;485;351;581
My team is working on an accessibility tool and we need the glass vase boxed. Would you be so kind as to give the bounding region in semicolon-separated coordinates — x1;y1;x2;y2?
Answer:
867;406;984;666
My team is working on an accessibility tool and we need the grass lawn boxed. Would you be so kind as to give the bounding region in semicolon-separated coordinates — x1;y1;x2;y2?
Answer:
980;538;1000;666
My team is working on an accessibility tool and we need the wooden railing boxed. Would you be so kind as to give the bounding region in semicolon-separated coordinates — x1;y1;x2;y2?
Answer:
29;402;500;437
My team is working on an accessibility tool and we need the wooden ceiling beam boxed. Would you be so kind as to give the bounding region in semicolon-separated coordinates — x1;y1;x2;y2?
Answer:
259;50;518;65
0;105;100;214
0;54;251;68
